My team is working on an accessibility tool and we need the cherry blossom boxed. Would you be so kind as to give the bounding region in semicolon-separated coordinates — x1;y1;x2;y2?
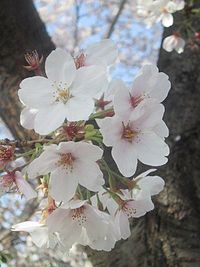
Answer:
18;48;107;135
97;103;169;177
113;64;171;119
46;199;119;251
27;141;104;202
115;199;154;239
0;171;37;200
74;39;118;69
5;39;172;253
137;0;185;27
93;170;164;239
163;33;185;53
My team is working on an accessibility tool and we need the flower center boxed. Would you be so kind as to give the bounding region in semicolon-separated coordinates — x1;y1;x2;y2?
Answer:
123;202;137;218
57;88;71;103
52;81;72;104
57;153;75;172
121;122;137;142
129;94;144;108
72;207;87;225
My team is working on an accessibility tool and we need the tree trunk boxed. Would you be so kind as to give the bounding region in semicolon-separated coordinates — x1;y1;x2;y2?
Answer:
0;0;55;140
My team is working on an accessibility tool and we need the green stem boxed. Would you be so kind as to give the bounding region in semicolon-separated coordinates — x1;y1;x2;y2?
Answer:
89;108;113;120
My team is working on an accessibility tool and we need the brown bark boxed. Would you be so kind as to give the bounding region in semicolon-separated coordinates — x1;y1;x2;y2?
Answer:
0;0;55;140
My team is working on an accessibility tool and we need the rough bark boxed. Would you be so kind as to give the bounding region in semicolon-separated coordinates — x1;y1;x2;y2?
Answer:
0;0;55;140
85;5;200;267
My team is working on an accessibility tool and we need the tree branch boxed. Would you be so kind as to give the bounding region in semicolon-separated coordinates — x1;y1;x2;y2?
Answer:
105;0;127;38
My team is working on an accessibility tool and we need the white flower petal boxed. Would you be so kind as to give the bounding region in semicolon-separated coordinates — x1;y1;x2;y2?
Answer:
133;103;165;130
153;120;169;138
12;221;49;248
45;48;76;85
136;132;169;166
163;35;176;52
27;148;58;178
85;39;118;66
175;38;185;54
74;142;103;162
65;96;94;121
74;160;104;192
127;199;154;218
34;103;66;135
20;107;37;130
47;208;71;233
135;169;157;179
50;168;78;202
84;205;108;245
19;77;54;108
162;13;173;27
132;64;171;102
97;116;123;147
72;65;107;97
138;176;165;196
113;82;133;118
115;210;131;240
15;171;37;201
112;141;138;177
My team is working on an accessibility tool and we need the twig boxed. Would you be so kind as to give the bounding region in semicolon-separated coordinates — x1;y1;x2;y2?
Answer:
105;0;127;38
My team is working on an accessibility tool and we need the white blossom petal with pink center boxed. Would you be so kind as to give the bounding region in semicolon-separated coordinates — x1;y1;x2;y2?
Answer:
19;48;108;134
98;104;169;176
15;171;37;201
132;64;171;103
47;201;117;251
124;199;154;218
20;107;37;130
45;48;76;85
28;142;104;202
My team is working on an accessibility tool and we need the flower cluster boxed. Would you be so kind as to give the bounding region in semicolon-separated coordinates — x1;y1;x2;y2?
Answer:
136;0;200;54
0;40;171;252
137;0;185;27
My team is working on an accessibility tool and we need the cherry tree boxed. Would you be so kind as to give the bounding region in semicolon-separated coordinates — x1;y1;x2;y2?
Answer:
0;0;200;267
